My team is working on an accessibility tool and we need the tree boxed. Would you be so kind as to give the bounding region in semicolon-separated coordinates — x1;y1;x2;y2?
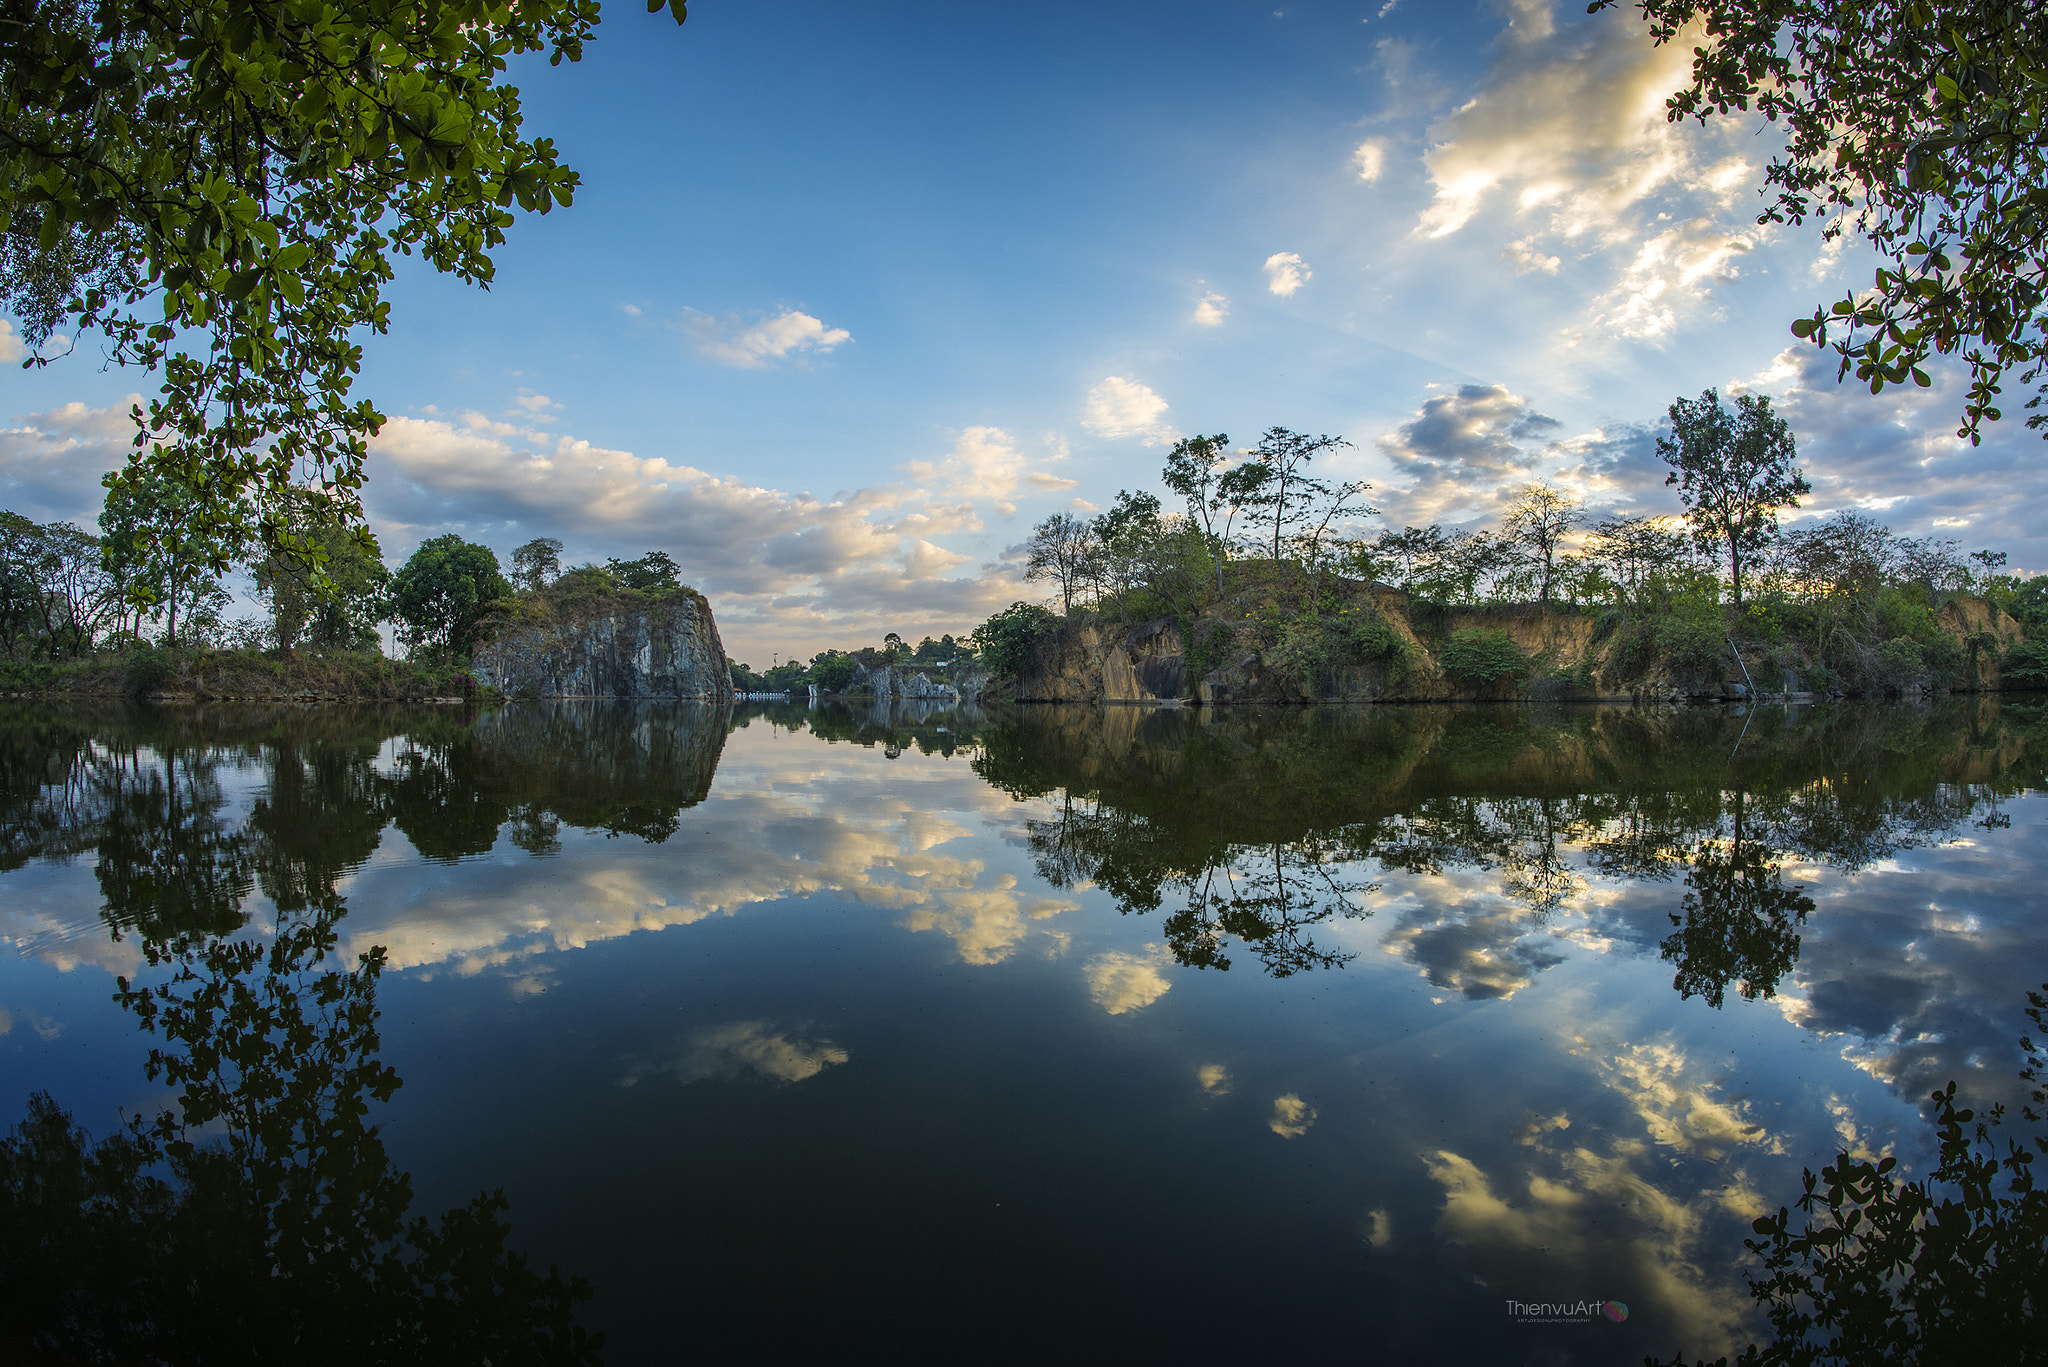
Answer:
971;602;1060;679
1659;389;1809;610
1234;427;1352;566
100;472;246;648
605;551;681;594
1587;514;1689;606
1501;483;1583;605
1594;0;2048;442
1090;490;1164;619
1023;512;1096;615
0;0;689;569
252;498;390;653
388;536;511;660
1162;433;1232;596
510;538;564;594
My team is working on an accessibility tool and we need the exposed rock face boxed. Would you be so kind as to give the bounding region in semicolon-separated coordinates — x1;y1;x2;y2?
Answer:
846;663;989;702
472;598;734;701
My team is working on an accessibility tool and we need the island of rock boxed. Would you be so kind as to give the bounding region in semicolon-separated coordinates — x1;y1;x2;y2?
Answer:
472;595;735;702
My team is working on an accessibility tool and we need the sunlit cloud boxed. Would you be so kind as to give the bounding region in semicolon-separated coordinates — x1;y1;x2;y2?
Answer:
1083;376;1179;446
1192;290;1230;327
1352;140;1386;183
1262;251;1311;297
682;307;852;369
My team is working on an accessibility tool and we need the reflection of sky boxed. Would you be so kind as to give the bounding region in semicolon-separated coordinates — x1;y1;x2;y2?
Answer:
2;710;2045;1362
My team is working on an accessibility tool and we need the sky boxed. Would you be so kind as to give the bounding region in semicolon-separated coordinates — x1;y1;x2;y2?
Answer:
4;0;2045;665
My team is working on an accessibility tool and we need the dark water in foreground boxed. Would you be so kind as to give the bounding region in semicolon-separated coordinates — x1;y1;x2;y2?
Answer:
3;698;2046;1363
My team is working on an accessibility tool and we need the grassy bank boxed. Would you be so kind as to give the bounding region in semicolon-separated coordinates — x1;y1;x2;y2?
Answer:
0;646;493;702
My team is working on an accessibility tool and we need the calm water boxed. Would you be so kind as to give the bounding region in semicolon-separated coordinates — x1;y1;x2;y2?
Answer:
3;698;2046;1363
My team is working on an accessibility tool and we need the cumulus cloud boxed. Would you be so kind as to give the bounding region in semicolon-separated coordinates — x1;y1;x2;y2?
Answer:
0;395;145;524
683;308;852;369
1262;251;1312;297
365;410;1023;662
1197;1063;1232;1096
1083;376;1178;446
1192;291;1230;327
1084;945;1174;1014
0;320;21;363
1373;383;1562;524
1352;140;1386;183
899;425;1073;518
1502;239;1561;275
1414;3;1766;339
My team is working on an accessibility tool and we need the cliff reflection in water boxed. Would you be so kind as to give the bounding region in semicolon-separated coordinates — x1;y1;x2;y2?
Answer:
975;701;2042;1016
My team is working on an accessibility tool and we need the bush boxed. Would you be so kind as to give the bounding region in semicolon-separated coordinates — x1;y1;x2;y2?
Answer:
123;646;177;696
970;603;1060;679
2003;639;2048;690
1438;628;1529;686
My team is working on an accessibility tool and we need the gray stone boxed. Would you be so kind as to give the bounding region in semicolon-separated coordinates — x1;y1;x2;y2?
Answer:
472;597;734;701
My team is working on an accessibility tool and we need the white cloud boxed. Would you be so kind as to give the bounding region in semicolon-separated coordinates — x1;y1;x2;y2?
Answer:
1263;251;1312;297
1084;945;1174;1014
1352;140;1386;183
683;307;852;369
1411;4;1765;343
898;425;1073;518
1082;376;1178;445
0;395;147;524
1502;239;1561;275
1192;290;1230;327
364;411;1020;662
0;320;21;363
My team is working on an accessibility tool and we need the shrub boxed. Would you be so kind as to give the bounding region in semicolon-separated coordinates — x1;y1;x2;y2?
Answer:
1438;627;1530;686
970;603;1060;679
123;646;177;696
2003;639;2048;690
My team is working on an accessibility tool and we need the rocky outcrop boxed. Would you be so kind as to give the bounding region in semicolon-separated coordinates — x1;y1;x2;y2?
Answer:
981;585;2034;706
845;663;987;702
472;597;733;701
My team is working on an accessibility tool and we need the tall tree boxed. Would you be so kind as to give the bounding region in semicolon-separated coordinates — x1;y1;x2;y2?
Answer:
1501;482;1584;605
252;495;390;653
388;536;511;660
1235;428;1352;566
0;0;689;569
1594;0;2048;442
1587;514;1688;606
1659;389;1809;610
1023;512;1096;615
1162;433;1232;596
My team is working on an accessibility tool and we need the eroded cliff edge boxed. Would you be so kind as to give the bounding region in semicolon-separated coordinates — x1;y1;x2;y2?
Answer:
473;596;734;702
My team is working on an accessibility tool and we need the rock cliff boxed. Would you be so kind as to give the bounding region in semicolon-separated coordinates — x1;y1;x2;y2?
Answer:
472;597;734;702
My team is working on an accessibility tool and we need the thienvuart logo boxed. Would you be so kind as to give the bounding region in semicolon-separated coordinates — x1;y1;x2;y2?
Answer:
1505;1298;1630;1325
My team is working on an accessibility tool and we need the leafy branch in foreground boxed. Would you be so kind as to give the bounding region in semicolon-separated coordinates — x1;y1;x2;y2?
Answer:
1594;0;2048;442
0;0;687;568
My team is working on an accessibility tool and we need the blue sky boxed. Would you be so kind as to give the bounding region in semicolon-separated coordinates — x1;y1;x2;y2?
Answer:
5;0;2044;663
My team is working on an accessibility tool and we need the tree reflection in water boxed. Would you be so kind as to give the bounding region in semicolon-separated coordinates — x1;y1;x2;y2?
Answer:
1653;987;2048;1367
974;701;2044;997
0;706;612;1364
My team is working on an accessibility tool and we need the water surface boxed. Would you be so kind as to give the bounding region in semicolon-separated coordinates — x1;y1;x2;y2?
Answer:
3;698;2045;1363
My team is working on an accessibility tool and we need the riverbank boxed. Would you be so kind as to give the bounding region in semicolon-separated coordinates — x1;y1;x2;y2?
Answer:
0;647;493;703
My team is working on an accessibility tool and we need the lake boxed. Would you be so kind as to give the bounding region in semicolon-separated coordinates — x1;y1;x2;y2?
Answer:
3;698;2044;1363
